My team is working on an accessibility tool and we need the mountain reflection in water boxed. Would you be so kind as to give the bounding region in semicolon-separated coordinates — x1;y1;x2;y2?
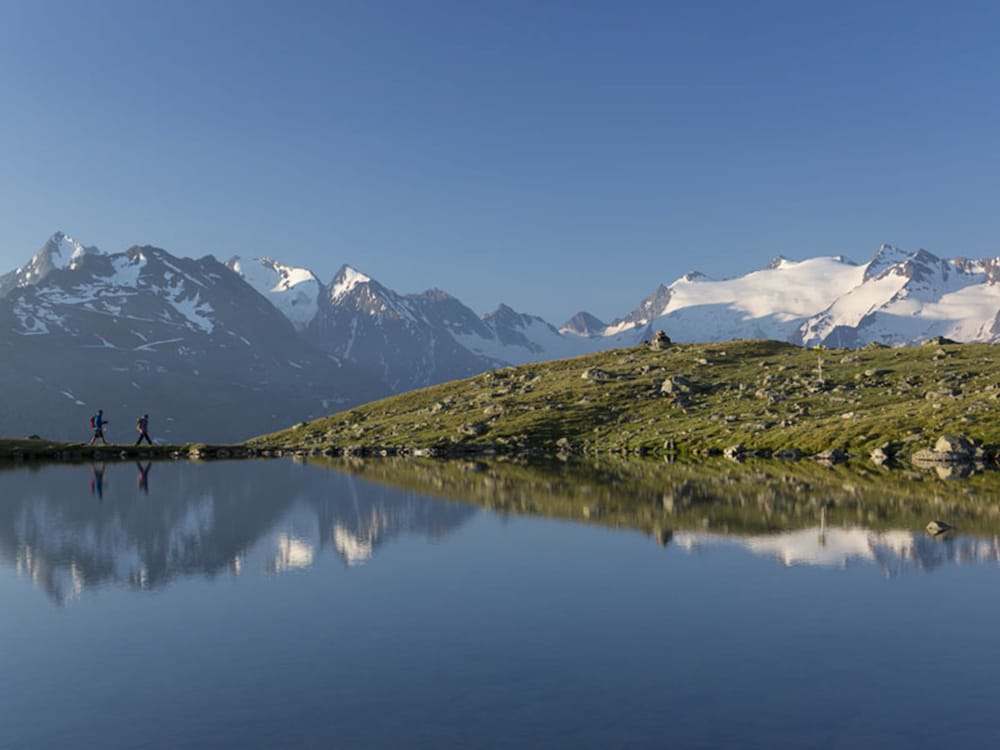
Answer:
677;527;1000;576
2;456;1000;603
0;460;476;604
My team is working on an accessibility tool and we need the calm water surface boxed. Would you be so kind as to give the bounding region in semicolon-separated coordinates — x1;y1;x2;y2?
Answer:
2;459;999;749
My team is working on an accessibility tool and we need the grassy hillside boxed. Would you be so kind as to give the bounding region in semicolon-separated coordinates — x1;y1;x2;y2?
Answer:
250;338;1000;457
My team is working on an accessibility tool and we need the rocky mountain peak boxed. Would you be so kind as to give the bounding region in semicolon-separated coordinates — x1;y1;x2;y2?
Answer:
864;242;916;281
0;231;102;298
330;264;373;301
560;311;607;336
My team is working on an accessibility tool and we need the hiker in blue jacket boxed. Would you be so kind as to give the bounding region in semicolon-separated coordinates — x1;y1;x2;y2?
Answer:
89;409;108;445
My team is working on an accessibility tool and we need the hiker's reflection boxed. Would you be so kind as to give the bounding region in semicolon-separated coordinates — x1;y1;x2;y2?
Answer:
90;463;106;499
136;462;152;494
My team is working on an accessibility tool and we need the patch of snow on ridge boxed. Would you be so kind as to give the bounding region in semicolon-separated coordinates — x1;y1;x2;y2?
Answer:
169;291;215;334
110;253;146;287
229;256;321;331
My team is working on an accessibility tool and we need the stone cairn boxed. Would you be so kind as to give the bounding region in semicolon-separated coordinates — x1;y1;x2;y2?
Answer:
651;330;672;350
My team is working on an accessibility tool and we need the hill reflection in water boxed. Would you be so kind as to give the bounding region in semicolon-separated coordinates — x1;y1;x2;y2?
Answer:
2;456;1000;603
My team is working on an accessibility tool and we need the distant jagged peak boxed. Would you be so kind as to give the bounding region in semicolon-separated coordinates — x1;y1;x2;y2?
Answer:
767;255;788;270
0;231;103;297
42;231;101;268
330;264;374;300
413;287;459;304
482;303;523;327
603;283;672;335
36;231;101;272
865;243;946;282
560;310;607;336
484;302;518;319
864;242;916;280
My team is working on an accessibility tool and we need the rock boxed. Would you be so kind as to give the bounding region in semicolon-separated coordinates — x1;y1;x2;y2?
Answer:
459;422;488;437
754;388;783;404
926;520;953;536
923;336;959;346
934;434;975;455
924;388;958;401
660;375;692;395
582;367;614;382
555;437;576;453
25;434;42;440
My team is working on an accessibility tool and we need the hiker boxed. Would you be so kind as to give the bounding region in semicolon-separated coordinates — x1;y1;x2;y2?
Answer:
89;409;108;445
135;413;153;446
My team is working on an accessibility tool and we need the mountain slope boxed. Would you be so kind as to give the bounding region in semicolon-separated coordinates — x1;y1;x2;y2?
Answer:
251;338;1000;458
0;239;385;442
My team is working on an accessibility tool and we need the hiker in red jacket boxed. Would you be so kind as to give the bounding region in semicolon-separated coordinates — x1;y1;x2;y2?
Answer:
89;410;108;445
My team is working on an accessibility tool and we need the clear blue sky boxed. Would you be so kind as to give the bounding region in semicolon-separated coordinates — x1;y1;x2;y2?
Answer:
2;0;999;324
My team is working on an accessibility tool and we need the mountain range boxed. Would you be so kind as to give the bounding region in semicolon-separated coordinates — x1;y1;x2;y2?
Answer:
2;231;999;440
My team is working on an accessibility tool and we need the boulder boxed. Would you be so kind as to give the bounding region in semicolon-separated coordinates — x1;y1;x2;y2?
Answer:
923;336;959;346
582;367;614;382
459;422;488;437
661;375;704;396
934;434;975;455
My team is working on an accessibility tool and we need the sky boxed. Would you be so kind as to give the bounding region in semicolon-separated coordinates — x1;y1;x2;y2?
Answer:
2;0;1000;324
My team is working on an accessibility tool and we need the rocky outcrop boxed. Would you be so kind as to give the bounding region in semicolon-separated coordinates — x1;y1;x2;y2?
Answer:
911;434;981;466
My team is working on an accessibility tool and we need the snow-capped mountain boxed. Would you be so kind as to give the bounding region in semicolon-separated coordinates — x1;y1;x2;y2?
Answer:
570;243;1000;349
305;265;501;391
0;235;384;442
796;244;1000;346
594;255;866;343
226;256;322;331
5;231;1000;441
0;231;101;298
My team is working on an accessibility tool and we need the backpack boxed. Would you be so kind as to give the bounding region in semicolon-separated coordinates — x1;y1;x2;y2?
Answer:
90;415;96;428
136;417;143;432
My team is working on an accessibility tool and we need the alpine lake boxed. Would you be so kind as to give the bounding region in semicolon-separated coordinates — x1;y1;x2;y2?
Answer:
3;455;1000;749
